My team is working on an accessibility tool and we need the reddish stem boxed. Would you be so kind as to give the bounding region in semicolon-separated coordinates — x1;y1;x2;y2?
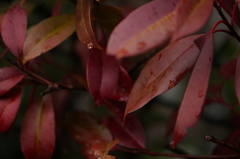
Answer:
117;145;240;158
231;1;239;26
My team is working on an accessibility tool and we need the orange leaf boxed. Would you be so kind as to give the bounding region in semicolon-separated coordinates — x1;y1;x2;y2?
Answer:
66;111;112;145
23;14;76;63
92;139;119;159
172;0;213;40
124;35;201;117
107;0;178;59
76;0;101;49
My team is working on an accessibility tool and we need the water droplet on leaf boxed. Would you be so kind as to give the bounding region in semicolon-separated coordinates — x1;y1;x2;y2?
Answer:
198;90;203;97
87;42;93;49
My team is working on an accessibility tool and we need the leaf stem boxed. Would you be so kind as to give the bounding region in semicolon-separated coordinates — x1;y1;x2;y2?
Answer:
214;2;240;43
8;59;84;95
117;144;240;158
231;1;239;26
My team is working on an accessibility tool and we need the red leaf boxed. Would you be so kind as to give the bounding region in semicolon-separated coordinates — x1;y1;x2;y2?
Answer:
86;49;102;104
110;66;133;101
100;54;120;100
235;54;240;104
76;0;101;49
103;115;146;149
220;59;236;80
107;0;178;59
0;88;22;132
1;4;27;57
124;35;201;117
21;96;55;159
172;0;213;40
0;67;26;96
170;33;213;148
87;49;132;104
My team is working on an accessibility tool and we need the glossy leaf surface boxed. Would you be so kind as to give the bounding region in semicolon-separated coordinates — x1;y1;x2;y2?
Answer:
0;88;22;132
0;67;26;96
21;96;55;159
23;14;76;63
107;0;178;59
1;4;27;57
76;0;101;49
173;0;213;40
125;35;201;116
171;33;213;147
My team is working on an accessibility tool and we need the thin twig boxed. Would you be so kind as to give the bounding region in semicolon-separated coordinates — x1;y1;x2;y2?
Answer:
8;59;84;96
205;135;240;153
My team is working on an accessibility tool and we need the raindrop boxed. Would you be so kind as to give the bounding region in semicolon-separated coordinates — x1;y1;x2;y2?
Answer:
198;90;203;97
87;42;93;49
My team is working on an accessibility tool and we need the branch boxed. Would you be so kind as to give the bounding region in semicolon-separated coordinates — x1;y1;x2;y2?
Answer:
214;2;240;43
8;59;85;96
117;144;240;158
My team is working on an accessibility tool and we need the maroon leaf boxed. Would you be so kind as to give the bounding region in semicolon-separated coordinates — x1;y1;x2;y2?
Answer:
0;67;26;96
124;35;202;117
107;0;178;59
0;88;22;132
100;53;120;100
170;32;213;148
87;49;132;104
103;115;146;149
235;54;240;104
110;66;133;101
172;0;213;40
86;48;103;104
21;96;55;159
1;4;27;57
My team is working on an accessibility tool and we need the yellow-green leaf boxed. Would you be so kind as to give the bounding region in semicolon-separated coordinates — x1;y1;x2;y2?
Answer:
23;14;76;63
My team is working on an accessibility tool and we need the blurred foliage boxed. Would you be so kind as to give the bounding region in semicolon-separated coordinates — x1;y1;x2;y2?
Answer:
0;0;239;159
